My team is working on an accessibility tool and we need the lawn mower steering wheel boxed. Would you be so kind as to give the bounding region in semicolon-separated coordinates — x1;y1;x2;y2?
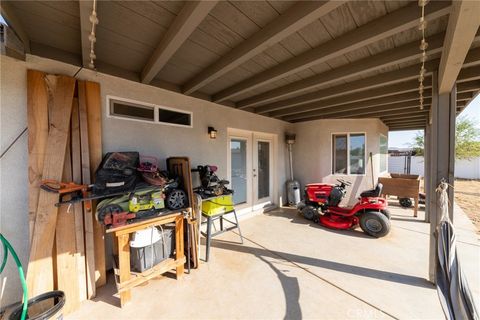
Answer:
337;179;352;186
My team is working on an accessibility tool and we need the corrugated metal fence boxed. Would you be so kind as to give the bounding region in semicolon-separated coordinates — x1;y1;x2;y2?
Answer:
388;156;480;179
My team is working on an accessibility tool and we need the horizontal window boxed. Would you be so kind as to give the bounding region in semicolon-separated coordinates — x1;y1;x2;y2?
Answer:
110;100;155;122
158;108;191;126
107;96;192;128
332;133;366;175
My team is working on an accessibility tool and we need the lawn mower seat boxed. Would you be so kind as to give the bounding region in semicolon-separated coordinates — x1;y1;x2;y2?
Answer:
360;183;383;198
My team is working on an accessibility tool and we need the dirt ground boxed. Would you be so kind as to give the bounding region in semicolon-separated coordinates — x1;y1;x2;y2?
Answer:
454;179;480;232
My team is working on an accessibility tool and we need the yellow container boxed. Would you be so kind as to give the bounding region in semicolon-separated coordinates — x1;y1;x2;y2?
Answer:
202;195;235;216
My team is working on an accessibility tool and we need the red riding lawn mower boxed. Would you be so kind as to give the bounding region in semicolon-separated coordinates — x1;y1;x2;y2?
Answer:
298;179;391;238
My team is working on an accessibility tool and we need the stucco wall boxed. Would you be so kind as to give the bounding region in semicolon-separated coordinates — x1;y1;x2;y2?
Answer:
0;56;30;309
0;54;293;306
0;53;389;306
292;118;389;205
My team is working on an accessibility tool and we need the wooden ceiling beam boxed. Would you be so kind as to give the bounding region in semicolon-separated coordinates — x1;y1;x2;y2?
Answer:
278;89;431;120
457;92;473;101
268;79;432;118
462;46;480;68
357;109;430;121
240;32;447;110
388;120;427;126
389;125;426;131
457;80;480;93
456;65;480;83
381;114;429;122
288;100;431;122
212;1;451;103
257;61;438;115
182;1;344;95
246;44;480;111
0;1;30;53
384;118;428;125
438;0;480;94
141;1;218;84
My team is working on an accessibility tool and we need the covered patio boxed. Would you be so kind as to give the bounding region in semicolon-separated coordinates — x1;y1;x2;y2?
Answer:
1;0;480;319
67;203;479;319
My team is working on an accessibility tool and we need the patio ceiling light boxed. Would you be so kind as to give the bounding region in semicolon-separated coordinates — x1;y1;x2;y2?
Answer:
208;127;217;139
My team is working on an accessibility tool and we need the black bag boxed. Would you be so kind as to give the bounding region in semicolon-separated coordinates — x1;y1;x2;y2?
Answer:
93;152;139;195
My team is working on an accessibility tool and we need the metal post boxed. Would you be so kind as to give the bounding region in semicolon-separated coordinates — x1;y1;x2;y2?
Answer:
427;72;456;283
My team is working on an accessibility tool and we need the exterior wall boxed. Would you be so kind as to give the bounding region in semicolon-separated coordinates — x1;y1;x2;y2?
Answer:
0;53;389;306
292;118;389;205
389;155;480;179
0;54;291;306
0;55;30;308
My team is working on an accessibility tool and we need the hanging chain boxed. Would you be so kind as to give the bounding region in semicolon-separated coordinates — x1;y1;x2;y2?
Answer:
88;0;99;69
418;0;429;110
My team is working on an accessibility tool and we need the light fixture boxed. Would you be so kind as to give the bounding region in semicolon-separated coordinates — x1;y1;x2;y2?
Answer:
208;127;217;139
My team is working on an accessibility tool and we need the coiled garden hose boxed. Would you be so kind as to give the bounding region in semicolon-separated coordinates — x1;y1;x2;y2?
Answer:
0;234;28;320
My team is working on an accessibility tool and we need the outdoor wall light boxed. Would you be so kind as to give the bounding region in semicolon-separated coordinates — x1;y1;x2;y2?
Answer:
208;127;217;139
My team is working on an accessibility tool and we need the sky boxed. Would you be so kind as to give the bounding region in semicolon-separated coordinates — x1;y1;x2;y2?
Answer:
388;94;480;148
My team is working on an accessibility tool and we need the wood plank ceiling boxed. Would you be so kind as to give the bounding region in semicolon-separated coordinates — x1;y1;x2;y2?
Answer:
2;0;480;131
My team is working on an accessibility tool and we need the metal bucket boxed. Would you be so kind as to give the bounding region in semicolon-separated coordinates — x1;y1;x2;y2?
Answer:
9;291;65;320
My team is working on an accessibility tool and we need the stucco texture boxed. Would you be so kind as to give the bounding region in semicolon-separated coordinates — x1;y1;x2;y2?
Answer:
292;118;389;205
0;54;292;306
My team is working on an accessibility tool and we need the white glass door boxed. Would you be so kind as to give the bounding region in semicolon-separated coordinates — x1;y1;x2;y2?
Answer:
228;131;252;210
230;138;248;205
228;129;274;213
253;136;273;209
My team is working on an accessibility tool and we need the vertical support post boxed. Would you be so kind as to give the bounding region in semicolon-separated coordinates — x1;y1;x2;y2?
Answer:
427;72;456;283
424;125;431;223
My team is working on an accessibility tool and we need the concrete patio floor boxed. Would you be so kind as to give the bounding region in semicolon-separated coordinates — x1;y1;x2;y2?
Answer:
68;202;479;320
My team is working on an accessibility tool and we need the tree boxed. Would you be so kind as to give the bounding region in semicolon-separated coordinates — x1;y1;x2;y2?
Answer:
410;116;480;159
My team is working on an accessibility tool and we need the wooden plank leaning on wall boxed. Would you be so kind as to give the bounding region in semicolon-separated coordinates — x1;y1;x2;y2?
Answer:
27;70;48;245
55;131;81;314
77;81;96;298
27;70;105;314
70;98;88;302
26;74;75;298
84;81;106;288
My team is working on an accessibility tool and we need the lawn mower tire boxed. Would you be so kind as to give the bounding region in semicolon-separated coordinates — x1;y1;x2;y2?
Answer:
166;189;188;210
312;212;320;224
399;197;413;208
359;211;391;238
381;209;391;219
301;205;316;221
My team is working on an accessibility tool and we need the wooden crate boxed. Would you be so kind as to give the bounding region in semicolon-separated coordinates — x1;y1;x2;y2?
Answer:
378;175;421;217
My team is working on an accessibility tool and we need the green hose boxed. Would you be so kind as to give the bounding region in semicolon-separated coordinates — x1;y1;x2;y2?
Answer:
0;234;28;320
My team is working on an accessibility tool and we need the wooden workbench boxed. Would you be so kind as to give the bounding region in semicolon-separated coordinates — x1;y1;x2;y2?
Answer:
107;211;186;307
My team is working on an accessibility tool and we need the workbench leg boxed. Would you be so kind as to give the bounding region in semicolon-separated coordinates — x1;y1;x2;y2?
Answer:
414;197;419;218
175;215;184;278
205;216;212;262
117;234;131;307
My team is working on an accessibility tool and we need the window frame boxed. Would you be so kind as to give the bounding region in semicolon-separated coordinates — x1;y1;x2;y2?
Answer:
106;95;193;128
331;132;367;176
379;134;388;174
